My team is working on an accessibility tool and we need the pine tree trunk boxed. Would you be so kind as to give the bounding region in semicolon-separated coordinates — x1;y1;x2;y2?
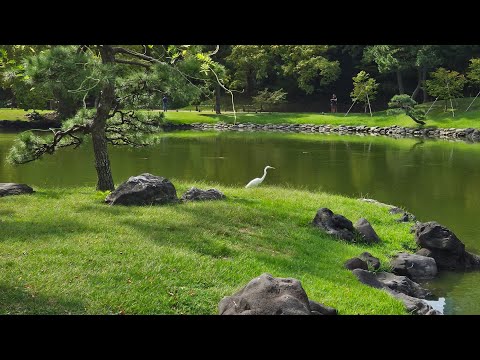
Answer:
92;46;116;191
92;125;114;191
396;70;404;94
215;83;221;114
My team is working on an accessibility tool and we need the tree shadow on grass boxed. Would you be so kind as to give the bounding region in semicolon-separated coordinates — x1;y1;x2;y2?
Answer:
0;217;97;243
0;209;15;217
0;284;85;314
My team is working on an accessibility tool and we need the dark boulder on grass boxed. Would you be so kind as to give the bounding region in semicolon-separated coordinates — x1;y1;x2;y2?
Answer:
0;183;34;197
312;208;356;241
390;252;437;280
181;187;225;202
309;300;338;315
344;257;368;271
359;252;381;270
352;269;384;289
414;221;480;270
218;273;336;315
354;218;380;243
105;173;177;206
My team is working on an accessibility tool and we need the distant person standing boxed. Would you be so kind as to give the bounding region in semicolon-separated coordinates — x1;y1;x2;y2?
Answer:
330;94;337;113
162;95;168;112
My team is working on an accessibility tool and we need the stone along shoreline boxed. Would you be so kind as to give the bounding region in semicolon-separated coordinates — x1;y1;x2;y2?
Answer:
165;122;480;142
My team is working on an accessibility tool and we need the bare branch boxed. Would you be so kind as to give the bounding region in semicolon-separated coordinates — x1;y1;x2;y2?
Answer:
208;45;220;56
114;58;151;68
112;47;168;65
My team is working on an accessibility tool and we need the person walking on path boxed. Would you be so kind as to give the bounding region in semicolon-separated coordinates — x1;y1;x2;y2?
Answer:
162;95;168;112
330;94;337;113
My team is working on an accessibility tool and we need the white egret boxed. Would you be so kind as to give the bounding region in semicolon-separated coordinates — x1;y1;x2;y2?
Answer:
245;166;276;188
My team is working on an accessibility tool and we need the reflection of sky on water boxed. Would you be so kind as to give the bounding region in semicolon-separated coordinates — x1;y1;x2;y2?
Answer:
424;297;446;314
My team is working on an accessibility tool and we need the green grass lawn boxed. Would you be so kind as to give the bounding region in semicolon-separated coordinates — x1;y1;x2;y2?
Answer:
3;97;480;129
0;108;50;121
0;181;416;315
158;96;480;129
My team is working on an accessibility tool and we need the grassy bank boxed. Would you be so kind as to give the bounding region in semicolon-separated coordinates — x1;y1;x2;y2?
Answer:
0;108;50;121
159;97;480;129
3;97;480;129
0;181;416;315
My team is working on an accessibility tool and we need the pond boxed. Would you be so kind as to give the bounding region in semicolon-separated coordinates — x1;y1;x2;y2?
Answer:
1;129;480;314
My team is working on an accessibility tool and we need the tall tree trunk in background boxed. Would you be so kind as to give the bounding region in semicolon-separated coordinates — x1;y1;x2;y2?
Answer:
411;67;422;101
422;69;428;103
246;68;255;96
92;45;116;191
215;83;221;114
396;69;404;94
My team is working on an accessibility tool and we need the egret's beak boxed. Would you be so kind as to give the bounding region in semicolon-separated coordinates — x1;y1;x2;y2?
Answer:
271;167;276;169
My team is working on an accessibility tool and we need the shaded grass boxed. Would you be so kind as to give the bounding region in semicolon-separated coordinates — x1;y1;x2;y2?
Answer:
0;108;50;121
0;182;416;315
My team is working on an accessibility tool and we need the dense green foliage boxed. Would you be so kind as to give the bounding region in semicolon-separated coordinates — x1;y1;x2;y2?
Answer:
425;68;466;111
252;88;287;111
387;94;426;125
3;45;480;112
467;58;480;86
350;71;379;112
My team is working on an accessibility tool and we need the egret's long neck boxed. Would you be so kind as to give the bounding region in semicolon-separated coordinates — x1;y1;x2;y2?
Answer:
261;167;268;181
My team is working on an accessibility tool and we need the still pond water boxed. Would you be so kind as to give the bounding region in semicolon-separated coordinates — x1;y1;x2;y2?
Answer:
1;129;480;315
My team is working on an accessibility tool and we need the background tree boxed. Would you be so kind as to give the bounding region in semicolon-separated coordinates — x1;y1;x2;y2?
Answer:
252;88;287;112
7;45;211;191
411;45;443;103
387;94;426;125
225;45;272;96
425;67;466;111
0;45;49;108
363;45;413;95
274;45;341;95
21;46;101;119
350;71;379;113
465;58;480;111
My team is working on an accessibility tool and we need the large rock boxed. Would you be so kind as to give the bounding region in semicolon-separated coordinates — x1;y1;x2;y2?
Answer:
0;183;34;197
359;252;381;270
344;257;368;271
352;269;439;315
105;173;177;206
352;269;384;289
354;218;380;243
390;252;437;280
218;273;336;315
414;221;480;270
312;208;356;241
392;292;441;315
181;187;225;201
375;272;432;299
415;221;464;253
